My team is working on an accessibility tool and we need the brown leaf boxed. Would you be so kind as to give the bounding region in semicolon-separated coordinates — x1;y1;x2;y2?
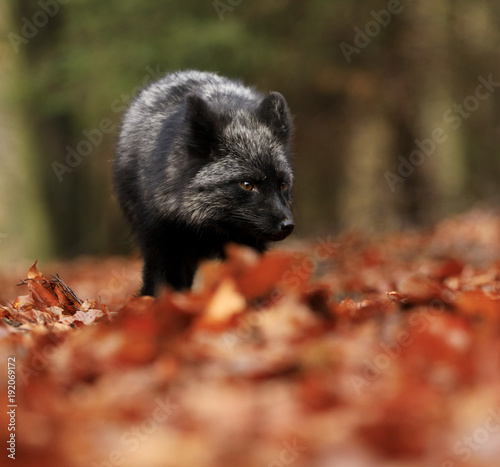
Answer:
27;260;43;279
27;276;59;311
53;284;79;314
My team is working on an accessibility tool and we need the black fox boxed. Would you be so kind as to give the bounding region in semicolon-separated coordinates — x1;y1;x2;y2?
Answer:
114;70;294;296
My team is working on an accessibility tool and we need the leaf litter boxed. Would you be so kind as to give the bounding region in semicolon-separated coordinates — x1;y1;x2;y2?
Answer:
2;209;500;466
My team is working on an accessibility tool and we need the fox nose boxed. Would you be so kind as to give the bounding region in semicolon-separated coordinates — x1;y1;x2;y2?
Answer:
280;219;295;234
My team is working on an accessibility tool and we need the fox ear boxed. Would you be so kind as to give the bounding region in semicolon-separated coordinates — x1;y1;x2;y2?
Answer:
185;93;220;157
256;92;292;144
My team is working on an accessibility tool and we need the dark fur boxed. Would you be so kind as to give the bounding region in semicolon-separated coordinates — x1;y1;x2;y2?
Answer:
114;71;294;295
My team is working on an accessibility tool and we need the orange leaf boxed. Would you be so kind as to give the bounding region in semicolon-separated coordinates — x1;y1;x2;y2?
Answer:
53;284;78;314
455;290;500;322
397;274;444;304
237;253;295;299
27;260;43;279
197;279;246;329
28;277;59;311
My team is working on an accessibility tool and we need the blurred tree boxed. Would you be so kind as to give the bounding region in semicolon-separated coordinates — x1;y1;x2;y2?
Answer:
0;1;54;262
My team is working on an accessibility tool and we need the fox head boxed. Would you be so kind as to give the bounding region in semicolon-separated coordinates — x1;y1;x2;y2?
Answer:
179;91;294;244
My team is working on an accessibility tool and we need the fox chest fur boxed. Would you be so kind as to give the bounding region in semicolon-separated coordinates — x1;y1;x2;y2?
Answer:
114;70;294;296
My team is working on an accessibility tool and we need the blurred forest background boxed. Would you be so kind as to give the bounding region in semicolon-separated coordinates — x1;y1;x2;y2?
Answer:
1;0;500;263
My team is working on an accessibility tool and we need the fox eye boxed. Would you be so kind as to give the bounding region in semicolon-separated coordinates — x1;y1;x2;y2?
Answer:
280;182;288;191
239;181;254;191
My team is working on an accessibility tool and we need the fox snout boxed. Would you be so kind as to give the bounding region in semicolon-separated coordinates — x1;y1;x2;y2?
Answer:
265;204;294;241
280;218;295;235
270;217;294;241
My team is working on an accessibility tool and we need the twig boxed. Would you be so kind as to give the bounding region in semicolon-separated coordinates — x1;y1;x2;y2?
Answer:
50;274;83;305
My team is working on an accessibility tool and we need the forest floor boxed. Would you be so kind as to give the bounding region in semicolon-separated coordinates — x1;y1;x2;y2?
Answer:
2;209;500;466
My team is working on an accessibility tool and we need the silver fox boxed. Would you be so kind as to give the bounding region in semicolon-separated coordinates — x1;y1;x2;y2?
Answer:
114;70;294;295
